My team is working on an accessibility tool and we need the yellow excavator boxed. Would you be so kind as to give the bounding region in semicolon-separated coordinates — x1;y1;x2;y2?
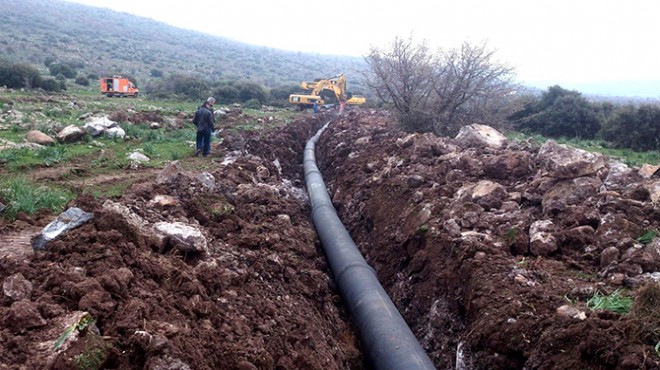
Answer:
288;74;366;110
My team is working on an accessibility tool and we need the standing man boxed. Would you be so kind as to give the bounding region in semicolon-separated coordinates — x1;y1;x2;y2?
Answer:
192;97;216;157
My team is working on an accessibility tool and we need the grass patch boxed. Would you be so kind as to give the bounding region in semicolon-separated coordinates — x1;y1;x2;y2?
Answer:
586;288;633;314
638;230;658;245
0;176;74;220
505;132;660;166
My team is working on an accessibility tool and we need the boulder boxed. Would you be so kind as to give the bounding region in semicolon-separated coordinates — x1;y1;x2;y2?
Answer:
32;207;94;251
538;140;608;179
529;220;558;256
105;126;125;139
56;125;86;144
83;116;117;137
639;164;660;179
152;222;208;254
455;124;507;149
128;152;150;163
25;130;55;146
156;161;183;185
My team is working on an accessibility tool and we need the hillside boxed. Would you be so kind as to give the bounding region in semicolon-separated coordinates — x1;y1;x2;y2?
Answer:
0;0;369;91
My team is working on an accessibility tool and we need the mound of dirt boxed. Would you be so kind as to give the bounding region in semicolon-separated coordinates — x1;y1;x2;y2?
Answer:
316;110;660;369
0;114;362;370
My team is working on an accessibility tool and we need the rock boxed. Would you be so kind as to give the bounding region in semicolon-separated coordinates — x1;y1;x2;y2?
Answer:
645;180;660;204
256;165;270;182
443;219;461;238
529;220;558;256
542;177;602;216
355;136;370;145
146;356;192;370
197;172;216;189
396;134;416;149
152;222;208;254
560;226;595;251
407;175;425;188
150;122;161;129
556;305;587;320
56;125;86;144
3;273;33;301
600;246;620;267
639;164;660;179
236;361;259;370
471;180;508;210
102;200;148;230
149;195;178;207
128;152;150;163
32;207;94;251
25;130;55;146
455;124;507;149
602;161;635;192
156;161;183;185
412;191;424;203
483;151;532;180
83;116;117;137
105;126;125;139
6;300;47;333
538;140;607;179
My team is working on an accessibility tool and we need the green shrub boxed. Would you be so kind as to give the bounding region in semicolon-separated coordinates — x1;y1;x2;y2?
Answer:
75;75;90;86
600;104;660;151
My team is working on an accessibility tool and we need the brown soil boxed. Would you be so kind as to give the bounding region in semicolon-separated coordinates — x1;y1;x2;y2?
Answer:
1;109;660;369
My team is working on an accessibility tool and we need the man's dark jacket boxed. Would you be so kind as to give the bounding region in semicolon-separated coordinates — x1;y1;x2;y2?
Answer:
193;105;215;132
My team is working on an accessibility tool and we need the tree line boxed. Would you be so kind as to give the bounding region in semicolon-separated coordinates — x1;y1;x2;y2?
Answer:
365;37;660;152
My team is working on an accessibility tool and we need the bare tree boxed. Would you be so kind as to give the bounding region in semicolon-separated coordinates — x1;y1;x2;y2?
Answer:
365;38;517;136
364;36;436;132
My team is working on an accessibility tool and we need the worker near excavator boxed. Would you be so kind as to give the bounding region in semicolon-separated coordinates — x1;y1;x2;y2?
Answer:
312;100;320;114
192;97;216;157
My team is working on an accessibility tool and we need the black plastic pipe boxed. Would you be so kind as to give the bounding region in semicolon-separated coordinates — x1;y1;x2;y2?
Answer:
304;121;436;370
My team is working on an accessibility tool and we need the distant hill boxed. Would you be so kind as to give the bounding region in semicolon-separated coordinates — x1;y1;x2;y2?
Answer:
0;0;369;92
526;80;660;101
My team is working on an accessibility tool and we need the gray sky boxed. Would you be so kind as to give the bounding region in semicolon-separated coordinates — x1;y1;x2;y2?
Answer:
65;0;660;90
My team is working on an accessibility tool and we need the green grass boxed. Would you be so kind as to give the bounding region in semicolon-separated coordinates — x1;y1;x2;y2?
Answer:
506;132;660;166
638;230;658;245
0;176;74;220
587;289;633;314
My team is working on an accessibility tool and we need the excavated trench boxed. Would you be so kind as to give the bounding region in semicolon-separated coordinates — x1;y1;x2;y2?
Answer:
2;108;660;369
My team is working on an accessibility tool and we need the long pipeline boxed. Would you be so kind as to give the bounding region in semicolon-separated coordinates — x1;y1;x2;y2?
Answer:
304;121;436;370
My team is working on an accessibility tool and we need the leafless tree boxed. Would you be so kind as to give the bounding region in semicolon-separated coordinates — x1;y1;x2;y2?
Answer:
364;36;437;132
365;37;518;136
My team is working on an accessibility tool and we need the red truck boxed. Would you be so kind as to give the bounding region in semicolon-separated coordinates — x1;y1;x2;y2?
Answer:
100;76;139;97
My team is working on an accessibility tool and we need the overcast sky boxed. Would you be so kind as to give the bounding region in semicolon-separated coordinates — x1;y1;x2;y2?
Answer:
65;0;660;90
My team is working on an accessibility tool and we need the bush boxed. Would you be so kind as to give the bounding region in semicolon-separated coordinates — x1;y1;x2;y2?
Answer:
75;75;90;86
213;85;240;104
0;61;42;89
600;104;660;151
235;81;268;105
48;63;77;79
37;78;62;92
511;85;602;139
268;84;299;106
